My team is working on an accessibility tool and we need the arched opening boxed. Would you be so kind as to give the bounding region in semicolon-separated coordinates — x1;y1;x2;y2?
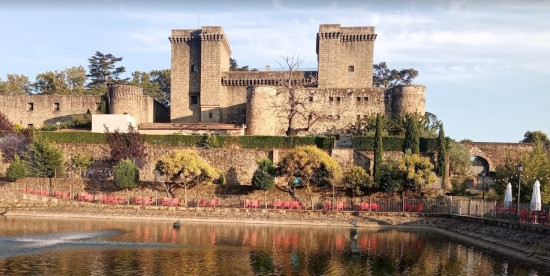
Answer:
470;156;489;176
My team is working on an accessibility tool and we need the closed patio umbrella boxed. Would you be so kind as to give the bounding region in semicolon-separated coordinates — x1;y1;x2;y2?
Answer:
504;183;513;208
530;180;542;211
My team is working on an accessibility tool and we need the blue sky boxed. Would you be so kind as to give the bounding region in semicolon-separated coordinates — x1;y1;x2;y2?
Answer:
1;0;549;142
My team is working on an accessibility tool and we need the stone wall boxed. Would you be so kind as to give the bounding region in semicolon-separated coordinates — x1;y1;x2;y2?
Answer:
53;143;271;185
463;142;535;172
0;95;101;128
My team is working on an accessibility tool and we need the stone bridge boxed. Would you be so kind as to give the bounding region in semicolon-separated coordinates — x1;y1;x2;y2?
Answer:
461;142;541;174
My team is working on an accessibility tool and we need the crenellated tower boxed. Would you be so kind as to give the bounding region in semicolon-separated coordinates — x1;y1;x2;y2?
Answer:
169;26;231;123
316;24;377;89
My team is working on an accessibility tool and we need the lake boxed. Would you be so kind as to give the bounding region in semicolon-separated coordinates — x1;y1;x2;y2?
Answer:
0;217;545;275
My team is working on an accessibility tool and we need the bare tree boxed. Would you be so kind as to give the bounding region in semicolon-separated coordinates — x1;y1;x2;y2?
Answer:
275;55;322;136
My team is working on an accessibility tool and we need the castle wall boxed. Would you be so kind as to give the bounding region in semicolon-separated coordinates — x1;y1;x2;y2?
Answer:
0;95;101;128
246;86;388;136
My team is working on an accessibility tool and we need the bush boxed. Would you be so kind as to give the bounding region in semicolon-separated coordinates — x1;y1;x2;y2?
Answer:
202;134;221;148
6;155;27;181
0;132;31;162
113;159;140;189
22;139;64;178
0;111;13;132
252;169;275;191
342;166;370;196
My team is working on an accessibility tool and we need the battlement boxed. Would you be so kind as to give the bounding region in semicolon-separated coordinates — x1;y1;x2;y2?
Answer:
221;71;316;86
318;24;376;42
201;26;232;56
169;29;200;44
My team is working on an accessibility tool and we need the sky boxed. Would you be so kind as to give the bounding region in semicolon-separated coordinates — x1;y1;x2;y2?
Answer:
1;0;549;142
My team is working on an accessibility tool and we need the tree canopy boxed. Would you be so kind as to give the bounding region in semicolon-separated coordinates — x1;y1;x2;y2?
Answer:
34;66;87;95
130;69;171;107
521;130;549;144
373;62;418;87
87;51;127;88
0;74;32;95
155;149;219;200
22;139;64;178
278;145;342;208
399;151;436;192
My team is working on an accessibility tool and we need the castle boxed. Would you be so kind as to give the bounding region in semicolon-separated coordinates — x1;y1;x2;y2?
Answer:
0;24;425;135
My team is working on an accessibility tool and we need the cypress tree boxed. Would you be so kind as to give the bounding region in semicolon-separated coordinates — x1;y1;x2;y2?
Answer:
373;114;383;188
403;115;420;154
437;123;448;186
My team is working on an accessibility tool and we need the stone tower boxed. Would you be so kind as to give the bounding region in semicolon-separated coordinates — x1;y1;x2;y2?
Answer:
108;84;144;124
169;26;231;123
316;24;377;88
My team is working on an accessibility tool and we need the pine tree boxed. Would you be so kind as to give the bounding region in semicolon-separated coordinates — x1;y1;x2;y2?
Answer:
87;51;127;89
373;114;383;189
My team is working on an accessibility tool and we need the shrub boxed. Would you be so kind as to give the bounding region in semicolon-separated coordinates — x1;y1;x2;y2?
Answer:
202;134;221;148
22;139;64;178
6;155;27;181
343;166;370;196
105;125;147;167
0;111;13;132
0;132;31;162
113;159;140;189
252;169;275;191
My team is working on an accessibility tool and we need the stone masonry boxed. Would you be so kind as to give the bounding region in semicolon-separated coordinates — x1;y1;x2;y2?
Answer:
169;24;426;136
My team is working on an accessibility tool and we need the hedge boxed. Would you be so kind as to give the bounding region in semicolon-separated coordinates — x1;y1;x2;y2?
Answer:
36;131;335;150
352;136;437;152
36;131;107;144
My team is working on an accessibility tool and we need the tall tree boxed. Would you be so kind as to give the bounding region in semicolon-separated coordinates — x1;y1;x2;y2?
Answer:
87;51;127;89
373;114;383;188
403;115;420;154
436;123;448;188
0;74;32;95
34;66;87;95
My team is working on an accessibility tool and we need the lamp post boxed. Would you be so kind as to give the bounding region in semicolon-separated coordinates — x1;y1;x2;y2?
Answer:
516;163;523;220
481;171;486;200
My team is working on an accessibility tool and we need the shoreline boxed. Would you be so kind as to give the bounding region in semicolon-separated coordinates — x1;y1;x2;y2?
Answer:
3;206;550;269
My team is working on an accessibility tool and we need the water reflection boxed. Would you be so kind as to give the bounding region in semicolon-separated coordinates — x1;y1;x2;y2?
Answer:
0;217;545;275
